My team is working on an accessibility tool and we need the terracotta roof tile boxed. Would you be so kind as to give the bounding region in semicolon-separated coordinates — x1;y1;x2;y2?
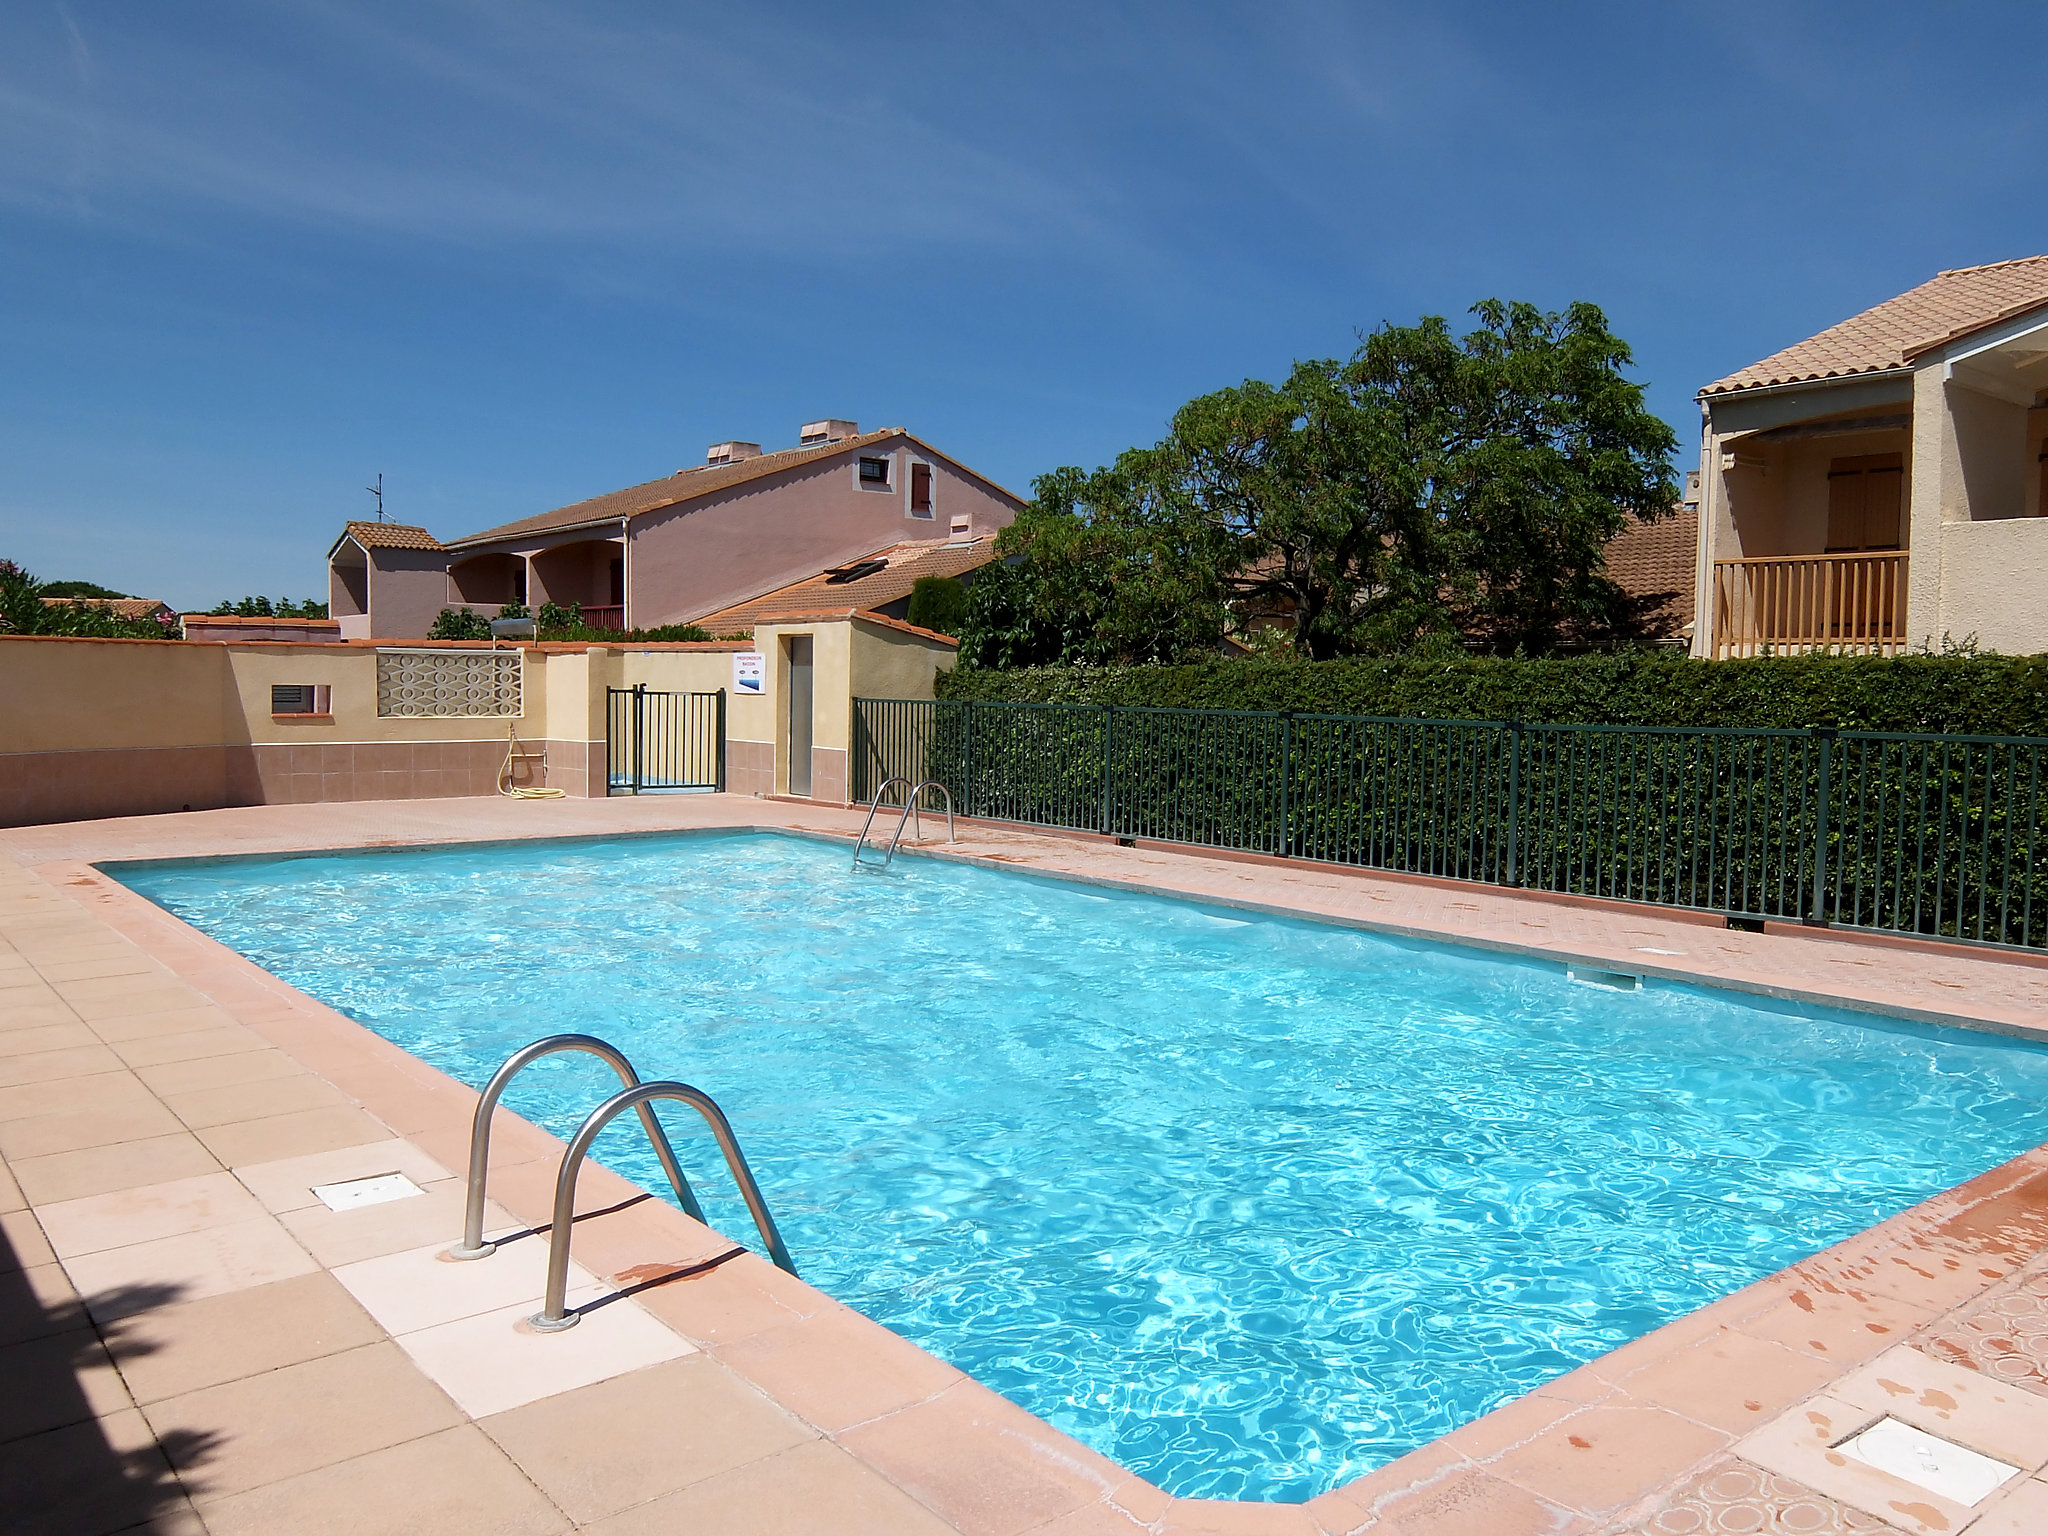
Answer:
1602;506;1697;639
1702;255;2048;397
40;597;174;621
338;521;445;551
446;429;927;549
692;538;995;632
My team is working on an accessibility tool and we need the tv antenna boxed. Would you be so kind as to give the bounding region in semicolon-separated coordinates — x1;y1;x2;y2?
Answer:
367;473;386;522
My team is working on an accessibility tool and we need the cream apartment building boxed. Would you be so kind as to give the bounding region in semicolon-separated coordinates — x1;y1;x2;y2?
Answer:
1693;256;2048;659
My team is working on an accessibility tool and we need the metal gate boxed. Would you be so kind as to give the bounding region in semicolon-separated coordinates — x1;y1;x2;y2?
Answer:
607;685;726;794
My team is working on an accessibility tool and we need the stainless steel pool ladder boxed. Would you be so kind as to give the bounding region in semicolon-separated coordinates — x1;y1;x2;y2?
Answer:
445;1033;798;1332
852;777;955;868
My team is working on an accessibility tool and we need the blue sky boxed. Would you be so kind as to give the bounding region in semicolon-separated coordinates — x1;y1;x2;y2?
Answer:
2;1;2041;608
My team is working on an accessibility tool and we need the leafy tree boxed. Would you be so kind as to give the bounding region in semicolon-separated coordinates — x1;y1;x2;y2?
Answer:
40;580;130;599
0;560;177;639
967;301;1677;666
905;576;968;636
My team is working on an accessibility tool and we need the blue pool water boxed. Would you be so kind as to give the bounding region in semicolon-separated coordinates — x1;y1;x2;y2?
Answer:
114;831;2048;1501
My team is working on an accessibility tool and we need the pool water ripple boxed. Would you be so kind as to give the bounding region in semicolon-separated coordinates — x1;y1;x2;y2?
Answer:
114;830;2048;1501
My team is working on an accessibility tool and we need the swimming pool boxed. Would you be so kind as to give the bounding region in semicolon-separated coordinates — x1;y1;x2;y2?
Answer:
114;830;2048;1501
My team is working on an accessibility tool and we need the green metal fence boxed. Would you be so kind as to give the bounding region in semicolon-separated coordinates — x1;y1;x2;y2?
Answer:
851;697;2048;951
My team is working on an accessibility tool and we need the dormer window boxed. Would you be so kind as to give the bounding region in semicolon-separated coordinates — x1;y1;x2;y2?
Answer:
858;457;891;487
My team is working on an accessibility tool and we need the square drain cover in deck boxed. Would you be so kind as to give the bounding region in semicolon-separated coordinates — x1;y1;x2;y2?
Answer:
1837;1417;2020;1507
312;1171;426;1212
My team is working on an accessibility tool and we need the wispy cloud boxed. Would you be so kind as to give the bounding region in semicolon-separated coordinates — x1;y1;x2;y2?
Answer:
0;0;1127;259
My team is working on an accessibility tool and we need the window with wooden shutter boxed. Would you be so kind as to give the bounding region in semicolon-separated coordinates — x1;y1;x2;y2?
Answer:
910;461;933;516
1825;453;1905;551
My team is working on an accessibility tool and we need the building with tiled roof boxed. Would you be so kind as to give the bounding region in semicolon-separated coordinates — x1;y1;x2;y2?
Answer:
39;596;176;625
323;422;1022;639
692;536;995;636
1691;258;2048;660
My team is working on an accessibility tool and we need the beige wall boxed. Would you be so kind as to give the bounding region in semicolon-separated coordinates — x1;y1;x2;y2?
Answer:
1935;518;2048;655
1;622;950;827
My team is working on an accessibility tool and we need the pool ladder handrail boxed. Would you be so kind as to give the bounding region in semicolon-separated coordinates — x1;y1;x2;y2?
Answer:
852;778;955;868
530;1079;796;1331
445;1034;798;1331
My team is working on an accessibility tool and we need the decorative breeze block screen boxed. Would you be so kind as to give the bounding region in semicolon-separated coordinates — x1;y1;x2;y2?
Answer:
376;650;523;717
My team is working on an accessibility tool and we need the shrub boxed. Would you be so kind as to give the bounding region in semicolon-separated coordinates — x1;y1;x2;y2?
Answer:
428;607;493;640
935;651;2048;737
905;576;968;637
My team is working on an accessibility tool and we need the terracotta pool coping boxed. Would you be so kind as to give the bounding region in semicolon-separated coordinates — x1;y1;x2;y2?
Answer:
6;793;2048;1534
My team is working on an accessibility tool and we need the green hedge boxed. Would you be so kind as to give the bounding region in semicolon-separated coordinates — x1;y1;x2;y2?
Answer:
935;653;2048;737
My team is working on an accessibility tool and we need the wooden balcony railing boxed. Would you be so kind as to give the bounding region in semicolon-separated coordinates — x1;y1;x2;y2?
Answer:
1711;552;1907;660
579;605;625;631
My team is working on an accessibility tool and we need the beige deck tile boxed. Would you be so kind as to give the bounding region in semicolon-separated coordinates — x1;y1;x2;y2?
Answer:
144;1340;463;1502
837;1378;1120;1536
110;1026;271;1069
89;1005;244;1044
0;1000;86;1032
1160;1498;1324;1534
281;1178;500;1268
194;1102;389;1165
69;988;221;1024
106;1270;387;1405
1331;1464;1573;1536
38;1171;268;1259
480;1353;811;1521
9;1133;220;1205
0;1042;126;1086
133;1047;308;1097
0;1021;99;1059
39;954;164;983
0;1260;83;1347
0;1068;159;1123
1608;1327;1840;1436
712;1299;966;1434
389;1291;692;1419
231;1134;454;1213
0;1328;137;1441
332;1236;603;1336
1018;1503;1157;1535
1828;1343;2048;1468
580;1435;961;1536
0;1151;22;1212
631;1248;819;1346
1920;1259;2048;1395
161;1072;350;1131
1736;1391;1975;1536
197;1424;569;1536
0;1406;191;1536
1736;1270;1939;1367
0;1098;189;1162
1973;1477;2048;1535
1636;1459;1892;1535
64;1215;319;1322
1488;1402;1729;1518
3;1204;56;1270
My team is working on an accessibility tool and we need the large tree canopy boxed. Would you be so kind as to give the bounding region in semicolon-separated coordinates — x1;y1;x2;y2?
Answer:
974;301;1678;665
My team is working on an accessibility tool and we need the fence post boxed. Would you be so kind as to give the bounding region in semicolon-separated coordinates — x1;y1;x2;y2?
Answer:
1101;705;1116;836
1278;711;1293;858
631;683;646;796
1505;721;1523;887
963;702;975;816
715;688;727;793
1808;726;1835;926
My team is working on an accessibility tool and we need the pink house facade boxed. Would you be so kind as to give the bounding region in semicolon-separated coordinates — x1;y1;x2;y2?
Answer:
327;421;1023;640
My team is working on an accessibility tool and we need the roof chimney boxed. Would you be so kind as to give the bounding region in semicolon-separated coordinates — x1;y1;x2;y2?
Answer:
799;419;859;446
706;441;762;466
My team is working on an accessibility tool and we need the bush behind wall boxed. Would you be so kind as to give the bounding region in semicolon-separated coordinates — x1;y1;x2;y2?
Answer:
934;652;2048;737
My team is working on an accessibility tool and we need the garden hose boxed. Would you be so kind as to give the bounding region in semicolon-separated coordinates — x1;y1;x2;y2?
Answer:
499;724;566;799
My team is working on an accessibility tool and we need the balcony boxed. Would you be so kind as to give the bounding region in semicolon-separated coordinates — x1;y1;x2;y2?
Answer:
1711;552;1907;660
579;605;625;631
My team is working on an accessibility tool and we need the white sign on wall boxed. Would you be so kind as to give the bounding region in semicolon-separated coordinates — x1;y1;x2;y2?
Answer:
733;651;766;695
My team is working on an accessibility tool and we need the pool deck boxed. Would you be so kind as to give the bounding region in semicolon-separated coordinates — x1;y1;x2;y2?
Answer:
3;792;2048;1535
